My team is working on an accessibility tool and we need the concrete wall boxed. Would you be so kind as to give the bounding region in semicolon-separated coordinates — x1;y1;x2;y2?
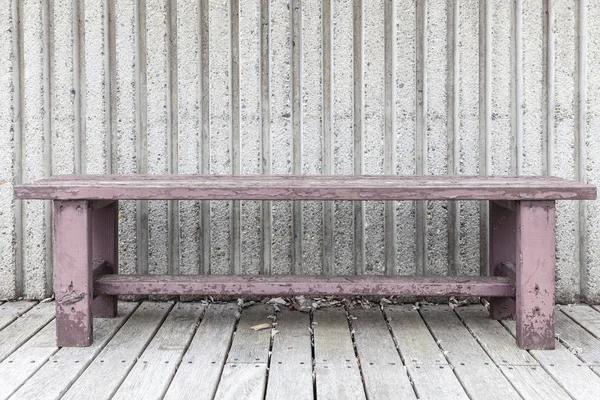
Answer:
1;0;599;302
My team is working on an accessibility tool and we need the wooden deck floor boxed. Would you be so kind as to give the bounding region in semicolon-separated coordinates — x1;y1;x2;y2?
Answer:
1;300;600;399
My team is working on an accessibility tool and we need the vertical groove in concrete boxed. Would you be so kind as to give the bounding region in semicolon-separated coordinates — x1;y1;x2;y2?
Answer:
230;0;241;274
415;0;427;276
291;0;303;275
11;0;24;297
384;0;397;276
353;0;365;276
42;0;53;296
512;0;524;176
105;0;117;174
73;0;85;174
447;0;460;276
135;0;149;275
167;0;180;275
199;0;211;275
322;0;334;275
259;0;271;275
575;0;588;299
478;0;492;276
543;0;555;176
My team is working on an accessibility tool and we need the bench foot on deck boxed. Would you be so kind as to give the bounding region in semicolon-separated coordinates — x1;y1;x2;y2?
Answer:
54;201;93;347
489;200;556;350
91;201;118;318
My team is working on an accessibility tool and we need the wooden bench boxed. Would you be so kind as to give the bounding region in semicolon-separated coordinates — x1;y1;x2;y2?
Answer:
14;175;596;349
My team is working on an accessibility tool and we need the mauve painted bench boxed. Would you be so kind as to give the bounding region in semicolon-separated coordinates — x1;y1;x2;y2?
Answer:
14;174;596;349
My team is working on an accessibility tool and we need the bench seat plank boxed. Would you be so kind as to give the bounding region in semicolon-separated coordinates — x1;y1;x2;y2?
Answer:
14;174;596;201
94;274;515;297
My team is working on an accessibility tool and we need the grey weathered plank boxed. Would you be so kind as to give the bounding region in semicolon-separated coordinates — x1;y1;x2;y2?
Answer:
0;302;54;363
61;301;173;400
499;366;571;400
0;301;38;331
407;365;469;400
164;304;239;400
313;308;366;400
349;308;415;399
111;303;204;400
94;274;515;297
10;302;137;400
15;174;597;201
214;363;268;400
226;304;273;363
454;305;536;366
384;305;446;365
501;318;600;399
555;307;600;364
0;322;57;399
561;304;600;339
266;309;313;400
419;306;520;399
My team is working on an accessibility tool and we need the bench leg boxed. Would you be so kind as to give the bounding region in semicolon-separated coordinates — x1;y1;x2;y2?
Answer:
489;201;517;320
54;200;93;347
91;201;118;318
515;200;556;350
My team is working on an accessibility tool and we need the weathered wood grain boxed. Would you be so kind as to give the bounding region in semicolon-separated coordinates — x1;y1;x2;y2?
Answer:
11;302;137;400
14;174;597;200
407;365;469;400
499;366;571;400
349;308;415;399
419;306;520;399
313;308;366;400
266;309;313;400
214;363;268;400
561;304;600;339
454;305;536;366
111;303;204;400
61;301;172;400
164;304;239;400
501;318;600;398
0;322;57;399
0;302;54;363
384;305;446;365
554;309;600;364
226;305;273;363
94;274;515;297
0;301;38;331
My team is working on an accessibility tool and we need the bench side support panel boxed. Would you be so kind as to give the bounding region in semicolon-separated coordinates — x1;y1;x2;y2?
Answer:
91;201;118;317
489;200;517;319
516;200;556;350
54;200;93;347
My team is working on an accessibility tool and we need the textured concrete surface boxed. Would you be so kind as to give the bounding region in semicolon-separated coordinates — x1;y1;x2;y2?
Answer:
1;0;600;301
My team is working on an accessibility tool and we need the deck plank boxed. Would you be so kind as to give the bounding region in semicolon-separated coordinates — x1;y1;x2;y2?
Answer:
214;363;268;400
349;308;415;399
10;302;137;400
112;303;204;400
313;308;366;400
0;303;54;363
213;305;273;400
555;308;600;364
407;365;469;400
419;306;520;399
0;322;57;399
384;305;446;365
501;318;600;399
266;309;313;400
164;304;239;400
454;305;536;366
61;301;173;400
561;304;600;339
499;366;571;400
0;301;38;331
